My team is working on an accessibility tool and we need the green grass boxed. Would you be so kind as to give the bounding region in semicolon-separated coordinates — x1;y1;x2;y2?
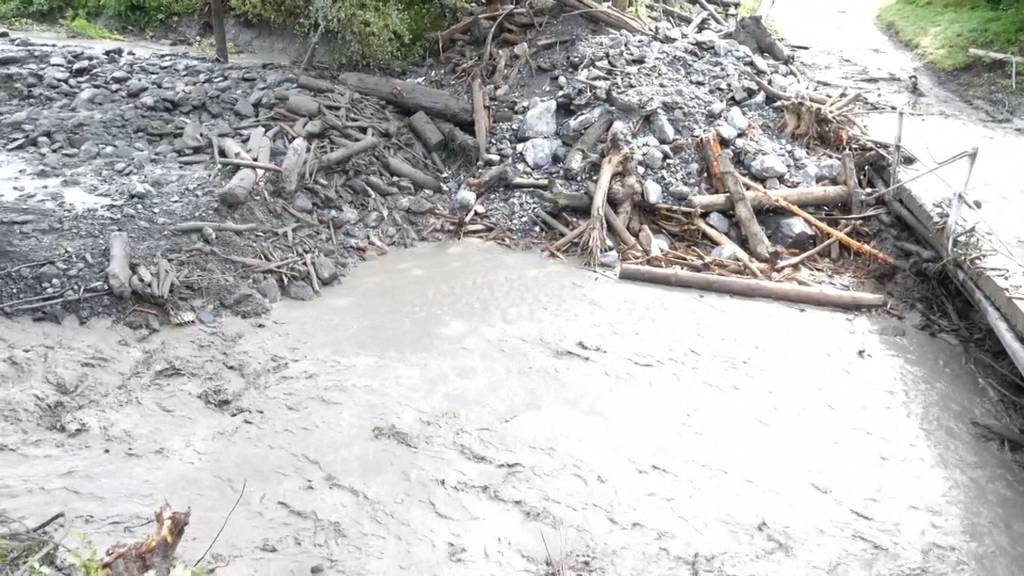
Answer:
64;15;123;39
878;0;1024;69
739;0;760;16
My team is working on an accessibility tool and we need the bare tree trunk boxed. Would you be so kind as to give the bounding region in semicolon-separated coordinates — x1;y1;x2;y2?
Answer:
210;0;229;63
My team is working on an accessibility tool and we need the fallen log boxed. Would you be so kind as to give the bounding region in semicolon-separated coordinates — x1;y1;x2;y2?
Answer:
220;168;256;206
409;111;445;151
471;77;489;161
698;132;724;194
773;197;894;265
686;185;849;212
171;221;264;233
721;155;772;261
281;137;309;195
319;136;380;169
434;118;479;161
734;15;788;62
384;155;442;191
217;157;282;172
338;72;475;125
285;93;321;117
297;75;335;93
557;0;653;35
619;265;886;309
106;232;131;300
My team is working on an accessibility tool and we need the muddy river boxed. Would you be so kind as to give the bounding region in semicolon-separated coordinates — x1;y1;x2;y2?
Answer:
2;241;1024;574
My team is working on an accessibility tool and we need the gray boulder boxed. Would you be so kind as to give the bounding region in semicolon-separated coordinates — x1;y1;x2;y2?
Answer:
749;154;788;179
285;280;316;301
518;99;557;140
761;214;815;250
521;138;560;169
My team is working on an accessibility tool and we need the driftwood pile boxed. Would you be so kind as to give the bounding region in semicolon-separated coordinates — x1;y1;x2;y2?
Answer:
430;0;905;309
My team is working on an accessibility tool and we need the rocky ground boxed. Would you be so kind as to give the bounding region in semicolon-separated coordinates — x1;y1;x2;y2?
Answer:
0;4;984;331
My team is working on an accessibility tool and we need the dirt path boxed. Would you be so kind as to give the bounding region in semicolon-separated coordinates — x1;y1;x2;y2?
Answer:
4;241;1024;574
769;0;1024;264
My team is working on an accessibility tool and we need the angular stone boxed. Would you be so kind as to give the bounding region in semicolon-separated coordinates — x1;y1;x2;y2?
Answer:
707;212;732;234
817;158;843;182
519;99;558;140
650;112;676;144
285;280;316;301
314;256;339;285
256;278;281;303
761;214;815;250
642;179;663;204
223;287;270;318
521;138;560;169
725;106;749;133
233;99;255;118
643;148;664;170
749;154;789;179
125;80;149;97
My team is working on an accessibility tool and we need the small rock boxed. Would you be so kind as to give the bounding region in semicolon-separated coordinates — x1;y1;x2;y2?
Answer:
233;99;256;118
764;177;781;190
795;166;818;187
285;280;316;301
293;191;314;213
310;565;325;575
201;226;216;244
761;214;815;250
667;184;691;200
643;148;664;170
817;158;843;182
197;310;217;326
408;197;432;214
256;278;281;303
751;55;769;74
711;245;740;261
125;80;149;97
650;112;675;144
314;256;339;285
708;101;727;117
642;179;663;204
454;187;476;213
518;99;558;140
598;250;620;269
36;264;62;284
71;60;91;75
725;107;749;133
716;123;739;142
520;138;560;169
749;154;789;179
223;287;270;318
108;70;131;83
706;212;732;234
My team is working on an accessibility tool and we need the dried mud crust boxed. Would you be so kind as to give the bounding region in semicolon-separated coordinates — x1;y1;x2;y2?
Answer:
935;63;1024;126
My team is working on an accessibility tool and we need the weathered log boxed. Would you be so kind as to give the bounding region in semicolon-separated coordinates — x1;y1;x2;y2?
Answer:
694;217;765;279
695;0;725;26
171;221;264;233
297;75;335;93
620;265;886;309
409;111;445;151
220;168;256;206
686;185;849;212
556;0;652;35
471;77;489;161
319;136;380;169
286;93;321;117
220;138;251;162
721;155;772;261
338;72;475;125
585;143;627;265
217;157;281;172
106;232;132;299
364;175;398;197
281;137;309;195
842;151;863;214
565;110;614;174
774;197;894;265
434;118;479;160
210;0;228;63
384;155;442;191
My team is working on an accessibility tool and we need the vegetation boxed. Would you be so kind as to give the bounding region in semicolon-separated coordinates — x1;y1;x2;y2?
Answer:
0;0;458;68
878;0;1024;69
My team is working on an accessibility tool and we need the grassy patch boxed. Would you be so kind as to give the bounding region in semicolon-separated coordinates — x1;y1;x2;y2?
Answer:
739;0;760;16
878;0;1024;69
64;14;123;39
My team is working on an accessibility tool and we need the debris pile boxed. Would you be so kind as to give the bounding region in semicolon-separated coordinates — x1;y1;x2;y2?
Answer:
0;0;920;321
425;1;907;308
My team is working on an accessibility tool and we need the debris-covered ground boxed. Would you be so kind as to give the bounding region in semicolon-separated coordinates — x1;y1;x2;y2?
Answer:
1;0;934;326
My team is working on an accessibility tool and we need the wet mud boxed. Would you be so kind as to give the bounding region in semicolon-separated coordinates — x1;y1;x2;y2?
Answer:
3;242;1024;574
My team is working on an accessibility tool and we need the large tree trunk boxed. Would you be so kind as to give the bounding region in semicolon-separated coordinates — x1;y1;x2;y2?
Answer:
338;73;475;126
